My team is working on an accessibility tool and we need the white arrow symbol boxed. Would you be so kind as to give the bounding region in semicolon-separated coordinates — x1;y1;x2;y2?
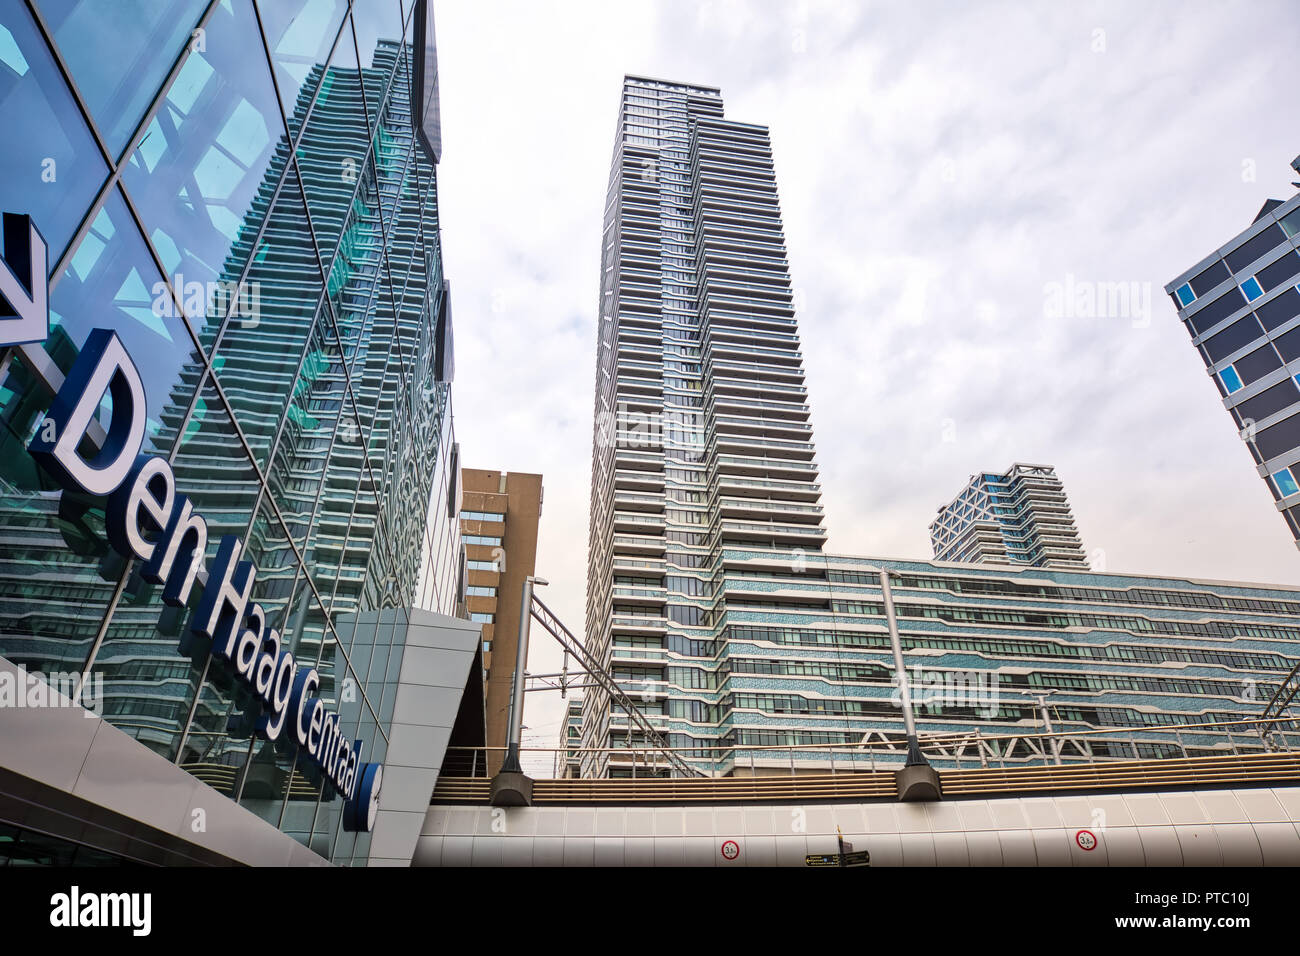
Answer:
0;213;49;348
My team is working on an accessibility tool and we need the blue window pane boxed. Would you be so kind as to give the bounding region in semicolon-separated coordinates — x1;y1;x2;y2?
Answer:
1274;468;1299;498
37;0;208;158
1241;276;1265;302
121;0;288;347
256;0;348;130
47;187;200;447
1176;282;1196;307
1219;366;1244;393
294;13;373;274
0;5;108;266
212;160;326;470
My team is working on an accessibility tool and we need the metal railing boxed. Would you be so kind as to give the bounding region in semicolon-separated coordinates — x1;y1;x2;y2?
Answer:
439;714;1300;780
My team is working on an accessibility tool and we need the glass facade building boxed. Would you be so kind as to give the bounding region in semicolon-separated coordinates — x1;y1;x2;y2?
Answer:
583;76;1300;778
1166;158;1300;548
0;0;465;864
930;463;1089;568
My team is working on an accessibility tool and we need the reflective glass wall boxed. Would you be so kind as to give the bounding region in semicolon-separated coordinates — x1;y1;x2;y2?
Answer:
0;0;463;864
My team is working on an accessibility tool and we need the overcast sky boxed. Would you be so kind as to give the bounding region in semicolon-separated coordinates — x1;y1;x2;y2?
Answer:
431;0;1300;768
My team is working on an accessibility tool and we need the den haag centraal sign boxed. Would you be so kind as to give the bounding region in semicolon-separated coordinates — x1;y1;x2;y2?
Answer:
1;213;381;833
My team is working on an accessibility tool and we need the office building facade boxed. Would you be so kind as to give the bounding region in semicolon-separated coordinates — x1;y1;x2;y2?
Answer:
0;0;475;866
459;467;543;772
615;547;1300;775
930;463;1089;569
1166;158;1300;547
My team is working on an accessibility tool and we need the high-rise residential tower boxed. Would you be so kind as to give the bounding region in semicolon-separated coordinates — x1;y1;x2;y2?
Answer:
1166;157;1300;548
583;76;827;777
930;463;1089;569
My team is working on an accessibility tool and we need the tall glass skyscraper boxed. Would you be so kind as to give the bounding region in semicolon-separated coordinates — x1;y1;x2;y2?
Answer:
584;76;827;777
582;76;1300;779
1166;157;1300;548
930;463;1089;569
0;0;468;865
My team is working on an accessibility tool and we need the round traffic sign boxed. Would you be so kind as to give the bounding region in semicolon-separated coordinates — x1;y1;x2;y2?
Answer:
1076;829;1097;851
721;840;740;860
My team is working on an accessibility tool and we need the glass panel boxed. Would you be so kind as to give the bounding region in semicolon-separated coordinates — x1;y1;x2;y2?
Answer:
121;0;287;346
212;160;325;469
351;0;407;135
0;348;114;690
233;503;311;827
294;13;372;273
324;157;383;379
91;375;261;762
307;385;368;615
263;311;346;555
1275;469;1300;498
0;4;109;265
48;187;198;446
37;0;208;158
254;0;348;130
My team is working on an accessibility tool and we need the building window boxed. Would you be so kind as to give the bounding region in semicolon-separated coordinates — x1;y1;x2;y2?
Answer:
1176;283;1195;307
1219;366;1244;393
1274;468;1300;498
471;613;495;624
1241;276;1265;302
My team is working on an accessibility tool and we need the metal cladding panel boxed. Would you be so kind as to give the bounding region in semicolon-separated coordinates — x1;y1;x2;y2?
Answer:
0;654;328;867
412;0;442;162
333;608;482;866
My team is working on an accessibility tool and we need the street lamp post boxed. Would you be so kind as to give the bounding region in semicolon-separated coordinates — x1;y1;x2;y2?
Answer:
877;568;942;800
491;575;548;805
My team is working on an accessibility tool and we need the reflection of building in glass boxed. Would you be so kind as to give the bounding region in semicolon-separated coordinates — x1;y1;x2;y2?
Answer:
0;1;471;866
581;76;1300;779
1166;160;1300;549
930;463;1089;569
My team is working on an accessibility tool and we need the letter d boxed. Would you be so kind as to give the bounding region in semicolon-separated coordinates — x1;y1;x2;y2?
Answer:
29;328;146;496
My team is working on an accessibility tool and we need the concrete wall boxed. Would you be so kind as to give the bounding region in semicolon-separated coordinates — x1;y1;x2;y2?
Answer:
418;787;1300;866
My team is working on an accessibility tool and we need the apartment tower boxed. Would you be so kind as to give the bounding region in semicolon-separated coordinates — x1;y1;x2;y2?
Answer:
930;463;1089;569
583;76;827;777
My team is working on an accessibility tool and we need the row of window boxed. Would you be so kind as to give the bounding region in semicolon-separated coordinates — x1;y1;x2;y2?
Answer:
823;570;1300;616
725;625;1290;670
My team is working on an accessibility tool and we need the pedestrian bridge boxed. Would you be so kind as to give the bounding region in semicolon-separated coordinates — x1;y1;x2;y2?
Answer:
417;751;1300;866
